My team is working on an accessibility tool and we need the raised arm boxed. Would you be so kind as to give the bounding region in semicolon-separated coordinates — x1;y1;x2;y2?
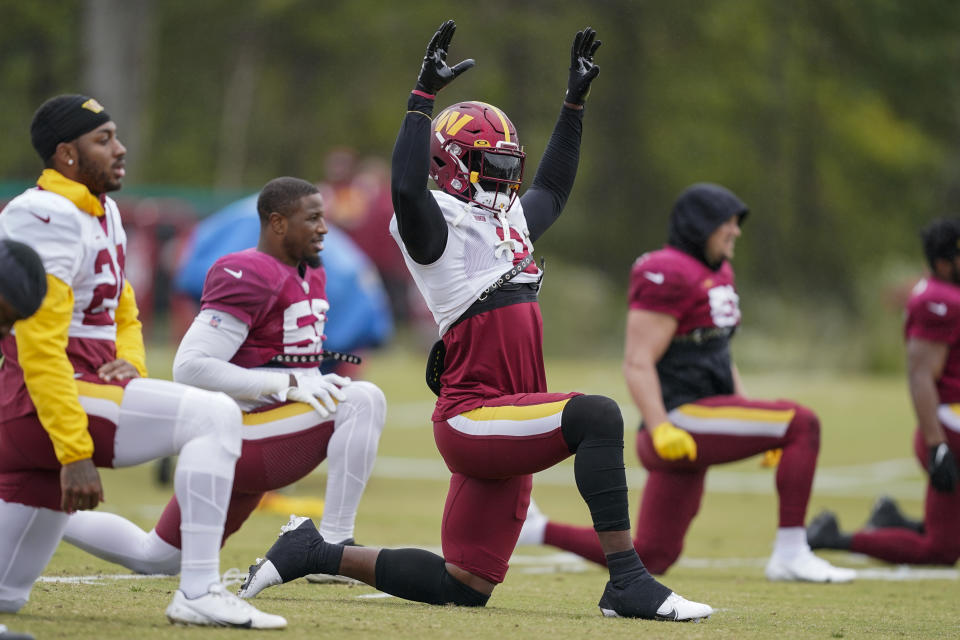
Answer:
522;27;601;242
391;20;474;264
907;336;958;491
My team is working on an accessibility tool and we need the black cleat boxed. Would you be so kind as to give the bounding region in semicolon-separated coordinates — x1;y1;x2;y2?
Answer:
598;581;713;622
238;515;320;599
807;511;850;550
865;496;924;533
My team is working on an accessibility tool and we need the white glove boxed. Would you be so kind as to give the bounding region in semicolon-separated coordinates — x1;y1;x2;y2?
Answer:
284;373;351;419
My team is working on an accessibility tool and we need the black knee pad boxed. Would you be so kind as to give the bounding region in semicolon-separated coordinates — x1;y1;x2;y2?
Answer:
375;548;489;607
440;567;489;607
561;394;624;452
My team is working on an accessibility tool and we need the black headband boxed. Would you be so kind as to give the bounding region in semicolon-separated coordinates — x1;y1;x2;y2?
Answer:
30;94;111;162
0;239;47;318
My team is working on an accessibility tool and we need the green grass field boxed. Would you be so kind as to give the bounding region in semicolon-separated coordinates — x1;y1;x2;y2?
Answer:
3;345;958;639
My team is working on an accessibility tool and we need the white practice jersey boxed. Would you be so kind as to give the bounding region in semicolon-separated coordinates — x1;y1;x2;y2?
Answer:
389;190;542;336
0;188;126;340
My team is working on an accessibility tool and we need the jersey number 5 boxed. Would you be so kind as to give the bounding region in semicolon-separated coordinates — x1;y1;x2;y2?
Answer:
282;298;329;354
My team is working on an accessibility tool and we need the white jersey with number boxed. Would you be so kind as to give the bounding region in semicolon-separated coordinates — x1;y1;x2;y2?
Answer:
389;190;542;335
0;187;126;340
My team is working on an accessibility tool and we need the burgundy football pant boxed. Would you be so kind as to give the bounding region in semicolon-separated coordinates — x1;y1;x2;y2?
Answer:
544;395;820;574
849;427;960;565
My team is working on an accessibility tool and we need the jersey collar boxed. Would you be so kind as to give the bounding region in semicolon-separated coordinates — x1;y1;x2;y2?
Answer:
36;168;106;217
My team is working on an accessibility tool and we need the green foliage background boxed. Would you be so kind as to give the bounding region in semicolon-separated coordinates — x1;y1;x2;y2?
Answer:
3;0;958;369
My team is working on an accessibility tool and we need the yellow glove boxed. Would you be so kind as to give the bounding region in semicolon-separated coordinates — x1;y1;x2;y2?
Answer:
760;448;783;468
650;421;697;461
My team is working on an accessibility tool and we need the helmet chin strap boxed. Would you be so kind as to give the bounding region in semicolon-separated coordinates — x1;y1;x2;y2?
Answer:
448;146;519;258
473;181;513;213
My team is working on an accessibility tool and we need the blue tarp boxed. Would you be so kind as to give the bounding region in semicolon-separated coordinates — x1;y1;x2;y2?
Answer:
175;195;393;354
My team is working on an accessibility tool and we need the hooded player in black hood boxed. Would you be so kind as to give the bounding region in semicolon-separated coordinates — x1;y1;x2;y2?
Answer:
518;183;857;584
667;183;748;269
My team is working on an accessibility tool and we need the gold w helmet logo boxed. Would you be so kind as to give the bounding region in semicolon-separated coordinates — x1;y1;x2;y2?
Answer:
434;109;473;136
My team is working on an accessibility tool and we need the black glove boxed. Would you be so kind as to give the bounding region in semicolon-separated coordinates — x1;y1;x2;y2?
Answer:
928;443;958;492
565;27;602;106
415;20;475;96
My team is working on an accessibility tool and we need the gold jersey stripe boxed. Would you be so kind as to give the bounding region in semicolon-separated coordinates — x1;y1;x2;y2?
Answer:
675;404;796;424
243;402;318;426
76;380;124;405
461;399;570;422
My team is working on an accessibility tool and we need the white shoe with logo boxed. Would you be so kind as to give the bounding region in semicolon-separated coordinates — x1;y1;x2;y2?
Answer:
166;583;287;629
765;549;856;583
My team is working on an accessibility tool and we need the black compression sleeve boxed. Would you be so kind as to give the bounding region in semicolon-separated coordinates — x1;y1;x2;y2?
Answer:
391;94;448;264
521;105;585;242
374;548;490;607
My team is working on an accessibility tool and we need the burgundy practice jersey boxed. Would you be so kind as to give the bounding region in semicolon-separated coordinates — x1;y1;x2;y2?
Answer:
436;300;547;421
905;277;960;404
629;246;740;411
201;249;328;370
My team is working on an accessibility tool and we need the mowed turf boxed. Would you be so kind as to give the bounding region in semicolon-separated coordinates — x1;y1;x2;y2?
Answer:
3;344;958;639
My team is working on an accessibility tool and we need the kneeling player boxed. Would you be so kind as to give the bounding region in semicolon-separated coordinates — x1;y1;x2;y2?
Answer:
236;21;714;622
518;183;855;583
0;94;284;629
808;218;960;565
63;177;385;581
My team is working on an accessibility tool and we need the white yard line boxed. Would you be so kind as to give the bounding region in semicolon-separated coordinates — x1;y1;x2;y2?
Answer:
357;456;926;498
41;553;956;585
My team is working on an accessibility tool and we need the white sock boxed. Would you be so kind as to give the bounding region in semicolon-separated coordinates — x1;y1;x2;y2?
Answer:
319;382;385;543
772;526;809;559
516;499;547;545
63;511;180;574
175;435;235;598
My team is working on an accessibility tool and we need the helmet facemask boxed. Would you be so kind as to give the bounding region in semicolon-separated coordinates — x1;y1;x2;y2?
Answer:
430;101;525;213
467;144;523;212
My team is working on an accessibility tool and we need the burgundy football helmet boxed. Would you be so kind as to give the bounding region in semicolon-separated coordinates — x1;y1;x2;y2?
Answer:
429;101;525;213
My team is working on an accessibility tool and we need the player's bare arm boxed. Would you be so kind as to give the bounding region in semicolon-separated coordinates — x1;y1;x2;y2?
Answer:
622;309;676;427
906;336;958;492
907;337;949;447
623;309;697;461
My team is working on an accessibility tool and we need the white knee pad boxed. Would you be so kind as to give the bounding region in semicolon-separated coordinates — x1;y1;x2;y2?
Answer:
174;387;243;461
335;381;386;434
129;531;182;575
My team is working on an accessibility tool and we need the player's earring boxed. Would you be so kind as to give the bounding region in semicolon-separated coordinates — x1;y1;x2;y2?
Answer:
67;158;74;165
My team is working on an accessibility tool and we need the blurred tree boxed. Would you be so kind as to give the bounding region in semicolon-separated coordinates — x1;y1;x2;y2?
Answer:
1;0;958;360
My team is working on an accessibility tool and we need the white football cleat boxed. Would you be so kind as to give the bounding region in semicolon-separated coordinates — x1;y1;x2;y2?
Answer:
765;549;856;583
166;583;287;629
238;514;320;599
516;499;548;546
237;557;283;599
0;623;35;640
652;592;715;622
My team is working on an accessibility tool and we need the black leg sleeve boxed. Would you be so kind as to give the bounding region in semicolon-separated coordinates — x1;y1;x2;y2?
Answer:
560;394;631;532
374;548;489;607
